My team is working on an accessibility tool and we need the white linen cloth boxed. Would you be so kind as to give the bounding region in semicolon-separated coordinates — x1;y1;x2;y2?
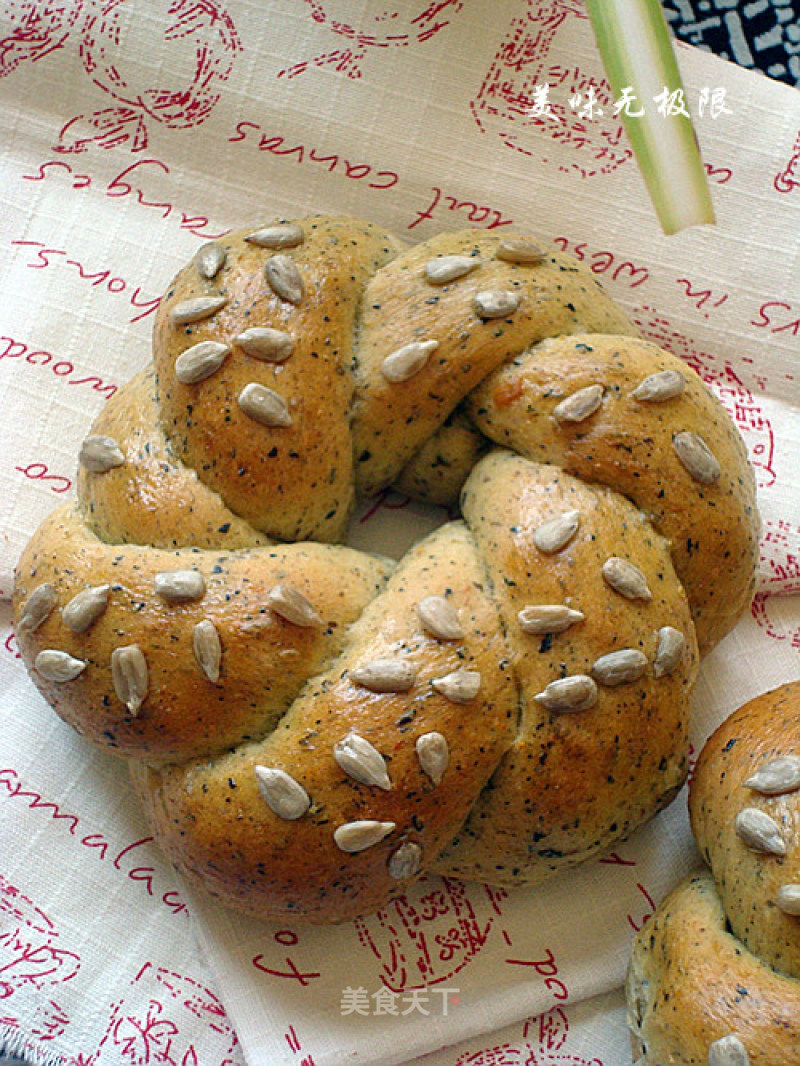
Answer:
1;2;798;1064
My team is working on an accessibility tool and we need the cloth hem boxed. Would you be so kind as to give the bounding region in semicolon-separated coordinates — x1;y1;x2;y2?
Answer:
1;1026;66;1066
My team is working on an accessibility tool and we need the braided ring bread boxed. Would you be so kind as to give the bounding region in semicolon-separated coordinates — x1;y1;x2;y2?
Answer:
626;682;800;1064
13;216;759;923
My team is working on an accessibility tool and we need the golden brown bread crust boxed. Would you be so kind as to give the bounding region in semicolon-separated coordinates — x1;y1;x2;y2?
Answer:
393;408;491;507
132;521;519;921
350;228;636;498
432;453;696;884
690;682;800;980
14;501;390;764
626;682;800;1063
153;217;405;543
465;334;759;654
626;871;800;1064
13;215;759;922
78;367;272;550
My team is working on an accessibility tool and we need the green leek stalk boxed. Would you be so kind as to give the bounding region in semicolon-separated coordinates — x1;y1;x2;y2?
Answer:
585;0;715;235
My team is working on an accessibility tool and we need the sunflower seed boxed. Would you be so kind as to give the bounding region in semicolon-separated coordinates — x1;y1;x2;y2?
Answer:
111;644;148;716
175;341;231;384
267;584;322;628
79;435;125;473
334;733;392;791
334;820;396;853
194;241;226;280
35;649;86;682
169;295;227;326
653;626;685;678
534;675;598;713
496;239;545;264
246;223;304;249
473;289;521;319
517;604;584;635
533;510;580;554
431;669;481;704
415;731;449;785
553;384;604;424
234;327;294;363
673;431;721;485
254;765;310;820
591;648;648;686
381;339;438;383
193;619;221;682
632;369;685;403
707;1034;750;1066
776;884;800;916
62;584;110;632
238;383;293;427
265;255;303;304
154;569;206;604
744;755;800;796
734;807;786;856
388;841;423;880
424;255;479;285
350;658;416;693
602;557;652;602
417;595;464;641
19;584;58;631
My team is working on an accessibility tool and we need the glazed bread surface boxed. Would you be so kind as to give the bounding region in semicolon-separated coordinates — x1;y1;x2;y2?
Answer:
626;681;800;1064
13;215;759;922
